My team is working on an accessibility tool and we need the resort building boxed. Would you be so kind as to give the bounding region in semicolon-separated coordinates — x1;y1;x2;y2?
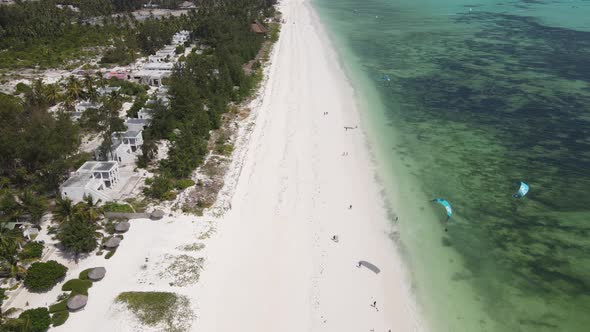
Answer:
172;30;190;45
75;101;100;112
138;108;155;120
97;86;121;96
70;111;84;122
100;130;144;165
125;118;151;132
148;55;168;63
60;161;120;203
130;63;173;87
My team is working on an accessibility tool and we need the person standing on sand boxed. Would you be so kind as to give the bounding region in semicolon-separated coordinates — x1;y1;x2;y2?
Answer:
349;204;352;209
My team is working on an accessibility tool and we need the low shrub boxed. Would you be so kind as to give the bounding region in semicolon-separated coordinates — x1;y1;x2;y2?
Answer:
102;202;134;213
174;179;195;190
18;241;44;260
48;300;67;313
105;249;117;259
61;279;92;296
51;310;69;327
79;268;93;280
19;307;51;332
24;261;67;292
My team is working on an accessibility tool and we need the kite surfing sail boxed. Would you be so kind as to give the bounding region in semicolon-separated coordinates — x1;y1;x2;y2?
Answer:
432;198;453;221
513;181;529;198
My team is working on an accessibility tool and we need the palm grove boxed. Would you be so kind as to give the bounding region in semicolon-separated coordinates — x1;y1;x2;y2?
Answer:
0;0;277;329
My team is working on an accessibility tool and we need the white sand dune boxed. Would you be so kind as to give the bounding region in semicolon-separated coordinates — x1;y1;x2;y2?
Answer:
11;0;427;331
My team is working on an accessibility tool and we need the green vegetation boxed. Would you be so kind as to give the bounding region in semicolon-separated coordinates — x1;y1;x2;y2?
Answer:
102;202;134;213
18;307;51;332
58;217;99;259
174;179;195;190
24;261;67;292
78;268;93;280
105;249;117;259
51;310;69;327
61;279;93;296
0;0;185;69
142;0;278;200
48;300;68;313
18;241;44;260
116;291;192;332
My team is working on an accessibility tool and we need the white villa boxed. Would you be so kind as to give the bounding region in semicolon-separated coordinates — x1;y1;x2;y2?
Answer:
75;101;100;112
130;62;174;87
148;54;168;63
125;118;151;132
60;161;120;203
172;30;190;45
138;108;154;120
97;86;121;96
99;130;144;165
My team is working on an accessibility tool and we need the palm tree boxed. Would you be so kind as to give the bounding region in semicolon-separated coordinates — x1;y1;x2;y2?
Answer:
43;83;61;106
53;197;74;224
0;226;18;266
18;190;47;224
83;74;98;102
73;195;103;223
65;76;83;102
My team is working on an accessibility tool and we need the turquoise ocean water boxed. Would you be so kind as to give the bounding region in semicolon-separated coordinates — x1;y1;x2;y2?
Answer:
313;0;590;331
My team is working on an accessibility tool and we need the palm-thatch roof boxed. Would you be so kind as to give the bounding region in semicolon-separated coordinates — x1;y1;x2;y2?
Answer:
67;294;88;311
88;267;106;281
114;221;130;233
150;209;165;220
104;237;121;249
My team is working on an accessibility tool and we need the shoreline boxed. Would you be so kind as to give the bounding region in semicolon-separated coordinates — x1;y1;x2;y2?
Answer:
193;0;426;330
3;0;427;331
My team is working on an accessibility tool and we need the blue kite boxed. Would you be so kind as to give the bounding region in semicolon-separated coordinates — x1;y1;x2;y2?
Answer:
432;198;453;221
513;181;529;198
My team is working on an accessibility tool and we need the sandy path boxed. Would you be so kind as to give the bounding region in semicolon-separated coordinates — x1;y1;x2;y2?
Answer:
193;0;424;331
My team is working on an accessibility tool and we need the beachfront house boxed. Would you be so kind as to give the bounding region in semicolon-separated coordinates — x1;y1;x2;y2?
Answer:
97;86;121;96
69;111;84;122
131;63;174;87
125;118;151;132
172;30;190;45
60;161;120;203
138;108;154;120
75;100;100;112
148;54;168;63
104;71;130;80
99;130;144;165
113;130;143;152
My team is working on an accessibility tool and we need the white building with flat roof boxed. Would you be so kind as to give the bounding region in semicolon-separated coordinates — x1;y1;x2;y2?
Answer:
100;130;144;165
138;108;155;120
125;118;151;132
75;101;100;112
60;161;120;203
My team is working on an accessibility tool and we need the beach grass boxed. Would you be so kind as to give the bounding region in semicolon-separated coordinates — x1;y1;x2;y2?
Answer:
116;291;192;332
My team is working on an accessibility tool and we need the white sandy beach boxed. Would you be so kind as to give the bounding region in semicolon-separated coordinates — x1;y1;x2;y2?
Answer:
4;0;425;331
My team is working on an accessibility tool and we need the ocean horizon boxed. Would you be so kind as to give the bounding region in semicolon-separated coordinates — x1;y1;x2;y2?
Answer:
313;0;590;331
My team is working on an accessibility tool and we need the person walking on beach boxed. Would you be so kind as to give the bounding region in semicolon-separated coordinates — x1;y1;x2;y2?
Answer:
349;204;352;209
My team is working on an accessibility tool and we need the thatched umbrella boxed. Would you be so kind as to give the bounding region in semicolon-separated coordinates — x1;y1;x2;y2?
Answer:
88;267;106;281
67;295;88;311
150;209;165;220
114;221;130;233
104;237;121;249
